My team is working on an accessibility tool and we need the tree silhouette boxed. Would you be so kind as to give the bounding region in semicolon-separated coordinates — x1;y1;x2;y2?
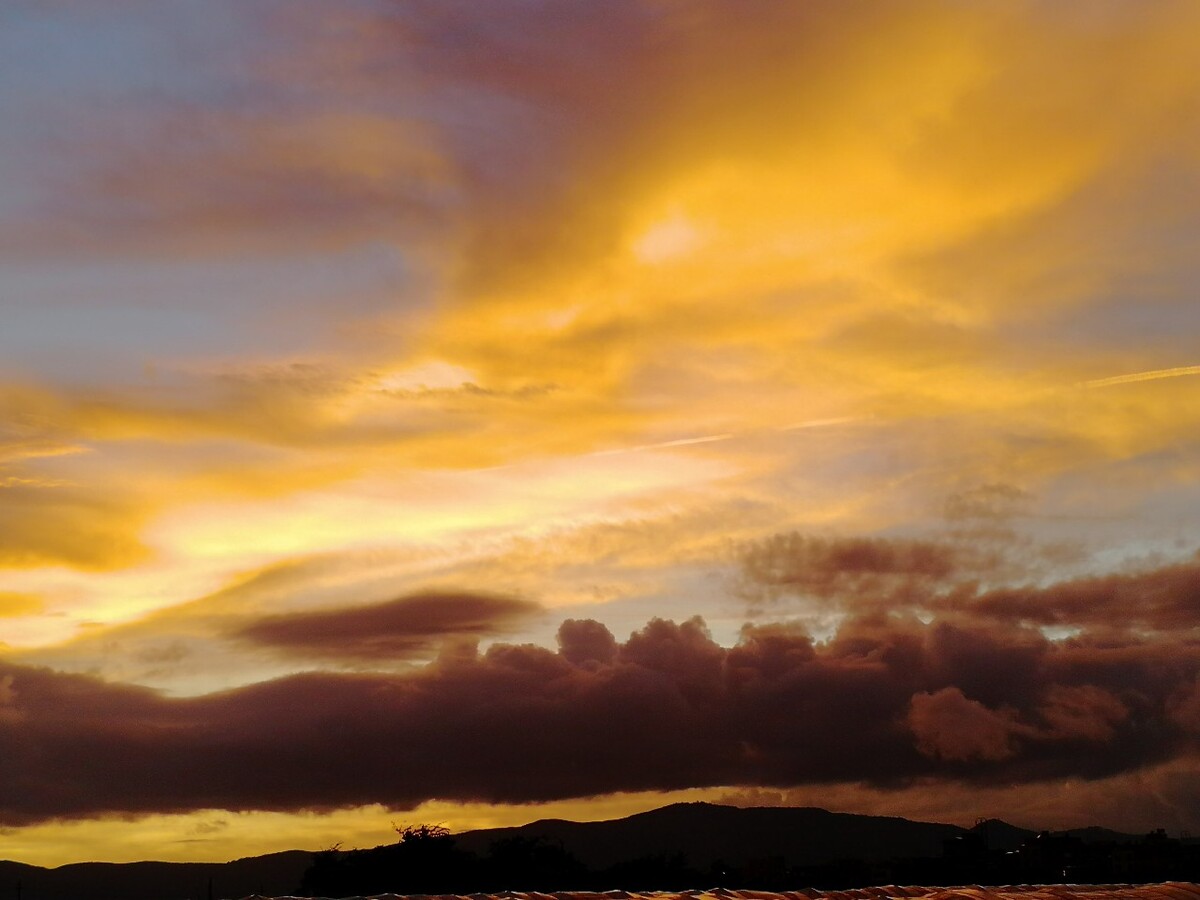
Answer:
301;824;476;896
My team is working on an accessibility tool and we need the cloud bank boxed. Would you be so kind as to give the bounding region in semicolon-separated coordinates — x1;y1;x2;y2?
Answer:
3;595;1199;825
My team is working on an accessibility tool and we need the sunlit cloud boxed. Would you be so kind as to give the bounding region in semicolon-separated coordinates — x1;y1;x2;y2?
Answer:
0;592;44;618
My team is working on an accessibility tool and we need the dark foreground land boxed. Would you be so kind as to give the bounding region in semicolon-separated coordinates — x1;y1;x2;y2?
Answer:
5;803;1200;900
233;885;1200;900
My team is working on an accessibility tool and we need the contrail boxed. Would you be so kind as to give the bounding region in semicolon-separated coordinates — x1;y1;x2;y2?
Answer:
588;417;863;458
588;432;735;457
1081;365;1200;389
483;417;865;470
778;416;862;431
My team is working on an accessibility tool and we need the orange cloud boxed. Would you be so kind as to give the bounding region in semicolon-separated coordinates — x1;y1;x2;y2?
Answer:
0;592;44;618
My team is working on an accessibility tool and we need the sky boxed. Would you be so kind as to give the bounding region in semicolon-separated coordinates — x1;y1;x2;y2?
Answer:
2;0;1200;868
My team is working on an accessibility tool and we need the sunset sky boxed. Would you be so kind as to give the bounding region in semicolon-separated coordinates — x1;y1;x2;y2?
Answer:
3;0;1200;868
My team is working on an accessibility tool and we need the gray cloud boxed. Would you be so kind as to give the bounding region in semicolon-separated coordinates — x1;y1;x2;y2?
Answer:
232;591;542;661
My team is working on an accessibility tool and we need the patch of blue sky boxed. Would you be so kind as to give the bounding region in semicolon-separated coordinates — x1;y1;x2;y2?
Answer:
1045;282;1200;355
0;241;416;383
0;2;281;220
0;2;265;106
0;2;270;140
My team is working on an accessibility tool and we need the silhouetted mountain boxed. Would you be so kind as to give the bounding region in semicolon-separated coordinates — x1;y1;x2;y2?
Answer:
0;849;310;900
970;817;1036;851
0;804;1183;899
454;801;963;869
966;817;1143;852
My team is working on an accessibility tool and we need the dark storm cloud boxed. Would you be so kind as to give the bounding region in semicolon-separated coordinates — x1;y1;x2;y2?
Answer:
741;527;1200;638
3;607;1200;825
942;556;1200;633
232;591;542;661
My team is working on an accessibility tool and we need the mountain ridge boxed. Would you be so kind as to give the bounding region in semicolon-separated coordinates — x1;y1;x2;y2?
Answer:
452;801;967;867
0;802;1153;900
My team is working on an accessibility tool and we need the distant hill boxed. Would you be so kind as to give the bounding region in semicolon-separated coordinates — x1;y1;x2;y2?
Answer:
454;801;963;868
970;817;1036;851
0;849;311;900
968;816;1143;852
